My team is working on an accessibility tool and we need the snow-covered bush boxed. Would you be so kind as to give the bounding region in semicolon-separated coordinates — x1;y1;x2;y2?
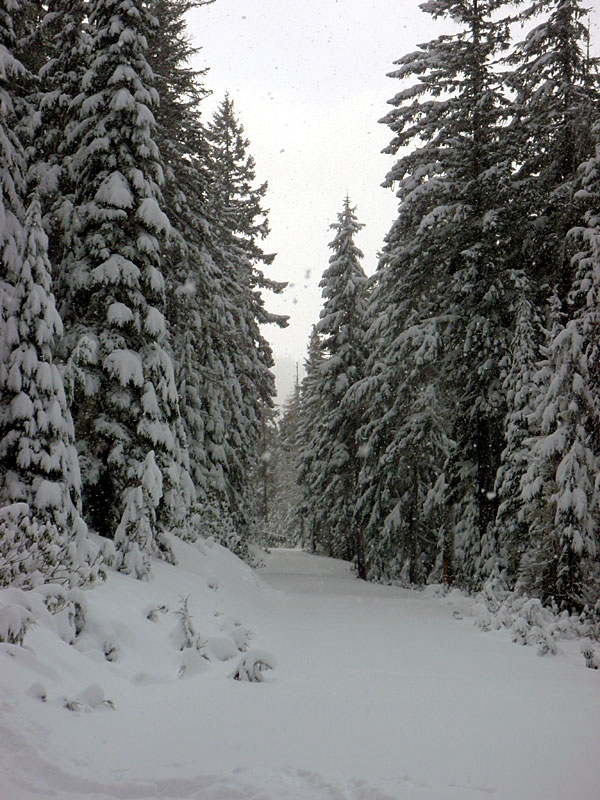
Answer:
145;603;169;622
581;642;599;669
170;597;211;677
578;600;600;641
0;584;88;647
230;649;277;682
37;584;88;644
0;603;36;646
0;504;100;589
469;577;598;657
206;636;238;662
76;684;114;710
26;683;47;702
103;638;119;663
172;596;201;651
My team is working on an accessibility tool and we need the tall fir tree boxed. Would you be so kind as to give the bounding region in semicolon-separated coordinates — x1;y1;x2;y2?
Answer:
507;3;600;606
0;194;98;587
141;0;231;540
59;0;186;576
297;326;327;553
358;0;521;586
507;0;600;302
0;0;26;299
35;1;89;189
492;285;543;584
299;199;368;573
519;295;599;608
204;95;287;541
0;2;99;586
271;376;303;545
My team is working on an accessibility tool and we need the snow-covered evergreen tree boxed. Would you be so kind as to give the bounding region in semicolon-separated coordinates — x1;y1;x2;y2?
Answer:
0;0;26;301
359;0;520;586
572;120;600;394
492;285;543;584
204;95;287;542
0;2;97;587
507;0;600;302
273;380;304;546
60;0;187;575
298;200;368;573
140;0;231;543
519;294;599;608
35;0;89;189
297;327;328;553
0;194;98;587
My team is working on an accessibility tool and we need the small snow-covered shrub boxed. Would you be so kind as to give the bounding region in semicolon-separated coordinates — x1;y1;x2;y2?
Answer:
171;597;209;676
581;643;599;669
77;684;114;709
472;602;495;632
172;596;200;651
37;585;88;644
230;650;277;682
509;597;559;656
63;684;114;712
103;638;119;662
0;504;101;589
0;604;36;646
578;601;600;641
63;697;82;712
0;585;89;647
145;603;168;622
178;648;211;679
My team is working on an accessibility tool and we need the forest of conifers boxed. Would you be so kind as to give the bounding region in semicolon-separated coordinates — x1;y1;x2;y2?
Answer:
1;0;600;615
263;0;600;613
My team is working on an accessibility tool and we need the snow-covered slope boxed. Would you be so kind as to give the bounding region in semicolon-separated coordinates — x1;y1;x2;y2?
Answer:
1;543;598;799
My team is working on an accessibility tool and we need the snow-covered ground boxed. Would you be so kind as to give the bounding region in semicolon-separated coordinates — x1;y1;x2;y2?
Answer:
1;540;599;799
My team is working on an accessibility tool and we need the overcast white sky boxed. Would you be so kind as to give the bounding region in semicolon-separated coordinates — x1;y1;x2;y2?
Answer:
187;0;600;404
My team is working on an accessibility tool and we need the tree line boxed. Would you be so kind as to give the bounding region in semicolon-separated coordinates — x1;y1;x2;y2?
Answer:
0;0;285;586
267;0;600;612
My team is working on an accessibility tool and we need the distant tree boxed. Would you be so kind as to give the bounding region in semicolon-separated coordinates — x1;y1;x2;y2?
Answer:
298;200;368;573
262;378;303;547
297;327;327;553
254;401;278;533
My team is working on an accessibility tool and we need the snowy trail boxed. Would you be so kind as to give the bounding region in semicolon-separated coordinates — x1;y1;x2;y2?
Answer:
1;544;599;799
256;550;599;799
